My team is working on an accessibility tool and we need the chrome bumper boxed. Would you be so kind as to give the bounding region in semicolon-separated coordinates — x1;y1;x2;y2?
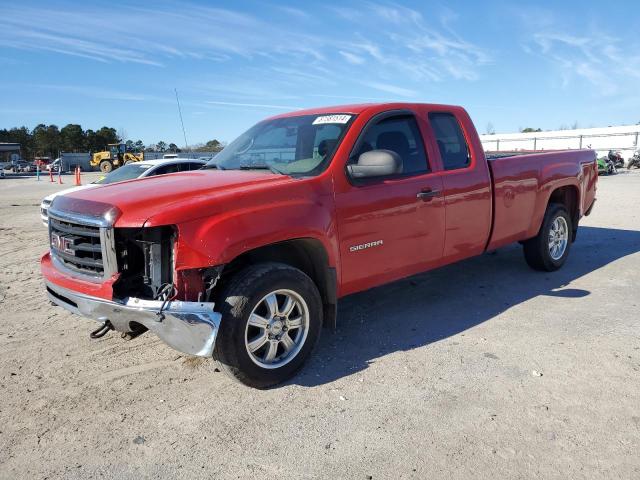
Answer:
46;281;221;357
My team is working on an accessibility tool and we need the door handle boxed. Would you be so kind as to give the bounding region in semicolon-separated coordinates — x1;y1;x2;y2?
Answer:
416;189;441;200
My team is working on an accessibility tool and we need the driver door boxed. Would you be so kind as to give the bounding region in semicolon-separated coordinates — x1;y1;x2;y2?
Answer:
334;112;445;295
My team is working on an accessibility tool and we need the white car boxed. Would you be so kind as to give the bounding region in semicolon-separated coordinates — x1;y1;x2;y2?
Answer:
41;158;206;226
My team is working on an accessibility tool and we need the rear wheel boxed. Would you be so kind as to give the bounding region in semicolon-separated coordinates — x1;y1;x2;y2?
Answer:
99;160;113;173
213;262;322;388
523;203;572;271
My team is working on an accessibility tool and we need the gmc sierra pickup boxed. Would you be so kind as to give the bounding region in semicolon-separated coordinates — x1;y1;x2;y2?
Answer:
42;103;598;388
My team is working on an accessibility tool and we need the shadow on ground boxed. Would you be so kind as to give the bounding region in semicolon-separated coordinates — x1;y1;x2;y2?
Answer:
293;226;640;387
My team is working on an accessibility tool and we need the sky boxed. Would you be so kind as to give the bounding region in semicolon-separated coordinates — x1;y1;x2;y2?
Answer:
1;0;639;146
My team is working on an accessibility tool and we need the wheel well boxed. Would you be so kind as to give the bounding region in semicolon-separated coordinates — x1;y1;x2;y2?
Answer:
549;185;579;238
216;239;337;328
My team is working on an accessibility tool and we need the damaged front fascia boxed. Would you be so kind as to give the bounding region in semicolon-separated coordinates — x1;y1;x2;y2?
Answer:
178;265;224;302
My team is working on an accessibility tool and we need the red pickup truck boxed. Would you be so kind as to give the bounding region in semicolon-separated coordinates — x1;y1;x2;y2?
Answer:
42;103;598;387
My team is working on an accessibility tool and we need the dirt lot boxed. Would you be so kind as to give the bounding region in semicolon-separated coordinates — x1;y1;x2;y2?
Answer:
1;170;639;479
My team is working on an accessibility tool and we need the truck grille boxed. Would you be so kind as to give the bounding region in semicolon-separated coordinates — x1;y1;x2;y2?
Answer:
50;217;104;276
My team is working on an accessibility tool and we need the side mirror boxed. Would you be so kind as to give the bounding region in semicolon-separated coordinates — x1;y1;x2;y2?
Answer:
347;150;402;179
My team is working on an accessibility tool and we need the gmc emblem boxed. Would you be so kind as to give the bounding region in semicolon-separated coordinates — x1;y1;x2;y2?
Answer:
51;233;74;254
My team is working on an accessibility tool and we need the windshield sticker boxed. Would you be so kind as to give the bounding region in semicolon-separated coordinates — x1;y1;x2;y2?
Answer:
312;115;352;125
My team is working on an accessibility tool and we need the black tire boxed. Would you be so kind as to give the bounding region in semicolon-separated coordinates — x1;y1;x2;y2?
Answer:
213;262;322;388
523;203;572;272
99;160;113;173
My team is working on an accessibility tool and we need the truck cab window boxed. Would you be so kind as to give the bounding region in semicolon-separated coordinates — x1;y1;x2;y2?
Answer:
207;114;354;176
351;115;429;175
428;112;470;170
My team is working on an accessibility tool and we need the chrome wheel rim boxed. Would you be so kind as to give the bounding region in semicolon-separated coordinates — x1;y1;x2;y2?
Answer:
244;289;309;369
548;216;568;260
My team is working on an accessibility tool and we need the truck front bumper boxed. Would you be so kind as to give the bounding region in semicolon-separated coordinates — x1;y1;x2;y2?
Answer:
46;281;221;357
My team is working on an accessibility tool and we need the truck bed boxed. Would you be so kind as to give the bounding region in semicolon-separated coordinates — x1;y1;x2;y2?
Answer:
486;149;598;251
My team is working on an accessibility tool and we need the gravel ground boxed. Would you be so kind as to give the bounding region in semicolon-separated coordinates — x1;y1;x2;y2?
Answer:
0;170;639;479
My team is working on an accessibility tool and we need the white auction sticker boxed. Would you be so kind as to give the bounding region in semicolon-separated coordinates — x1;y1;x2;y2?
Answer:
312;115;352;125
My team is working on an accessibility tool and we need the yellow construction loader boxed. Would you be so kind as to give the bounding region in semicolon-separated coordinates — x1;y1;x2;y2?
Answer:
91;143;144;173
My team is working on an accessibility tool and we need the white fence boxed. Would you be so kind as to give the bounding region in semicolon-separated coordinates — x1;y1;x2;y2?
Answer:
480;124;640;160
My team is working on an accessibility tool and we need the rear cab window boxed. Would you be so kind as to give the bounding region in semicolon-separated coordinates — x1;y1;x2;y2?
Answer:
428;112;470;170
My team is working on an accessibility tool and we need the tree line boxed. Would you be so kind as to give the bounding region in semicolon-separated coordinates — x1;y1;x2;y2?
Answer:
0;124;224;159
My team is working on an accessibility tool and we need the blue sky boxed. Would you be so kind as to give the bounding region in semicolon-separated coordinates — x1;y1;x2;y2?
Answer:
1;0;639;145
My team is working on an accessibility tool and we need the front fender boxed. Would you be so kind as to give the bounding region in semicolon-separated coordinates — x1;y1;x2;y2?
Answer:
173;192;339;272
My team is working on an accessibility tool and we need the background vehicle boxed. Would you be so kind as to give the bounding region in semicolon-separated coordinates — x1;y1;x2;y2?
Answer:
34;157;52;168
597;155;616;175
40;158;206;225
46;158;61;172
608;150;625;169
91;143;144;173
41;103;597;388
11;160;33;172
627;150;640;169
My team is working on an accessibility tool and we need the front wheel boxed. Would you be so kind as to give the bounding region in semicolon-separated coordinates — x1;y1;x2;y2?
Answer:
99;160;113;173
213;263;322;388
523;203;572;271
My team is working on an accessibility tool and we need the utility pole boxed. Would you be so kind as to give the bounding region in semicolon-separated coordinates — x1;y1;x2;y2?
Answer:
174;88;189;155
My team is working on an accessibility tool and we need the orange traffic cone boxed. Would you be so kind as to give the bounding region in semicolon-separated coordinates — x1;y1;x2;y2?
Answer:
49;168;54;182
75;166;81;186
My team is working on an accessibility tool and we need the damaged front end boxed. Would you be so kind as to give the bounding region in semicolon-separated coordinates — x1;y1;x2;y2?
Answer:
43;201;222;357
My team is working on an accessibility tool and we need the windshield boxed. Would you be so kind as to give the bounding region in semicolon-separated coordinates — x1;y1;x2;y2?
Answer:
205;113;355;176
94;163;152;184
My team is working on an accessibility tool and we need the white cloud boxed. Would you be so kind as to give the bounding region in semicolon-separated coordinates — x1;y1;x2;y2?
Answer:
361;82;417;98
0;1;492;104
521;13;640;97
35;84;166;102
339;51;366;65
205;100;300;110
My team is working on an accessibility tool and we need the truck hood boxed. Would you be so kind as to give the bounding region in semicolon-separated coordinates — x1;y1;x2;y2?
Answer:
42;183;99;203
59;169;295;227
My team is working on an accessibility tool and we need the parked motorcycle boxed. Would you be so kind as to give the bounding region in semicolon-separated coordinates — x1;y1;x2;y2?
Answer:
627;150;640;169
608;150;625;169
597;155;617;175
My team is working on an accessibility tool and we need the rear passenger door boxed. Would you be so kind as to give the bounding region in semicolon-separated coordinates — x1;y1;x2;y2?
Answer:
335;111;445;294
426;111;492;262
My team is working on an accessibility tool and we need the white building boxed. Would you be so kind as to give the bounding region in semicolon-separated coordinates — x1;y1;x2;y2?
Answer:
480;124;640;160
